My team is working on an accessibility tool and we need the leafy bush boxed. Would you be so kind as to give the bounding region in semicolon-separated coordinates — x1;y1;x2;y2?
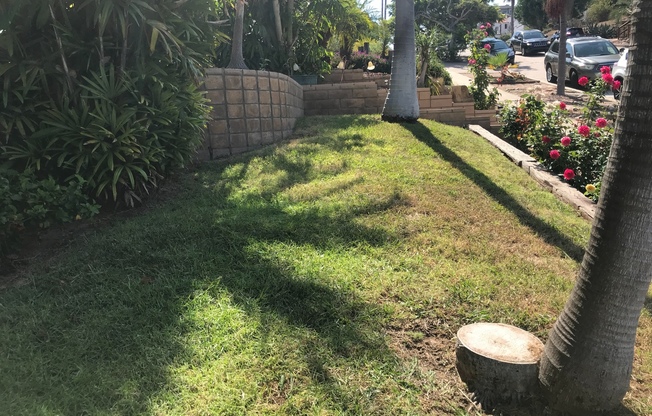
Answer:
344;51;391;73
427;57;453;85
0;170;99;255
0;1;220;207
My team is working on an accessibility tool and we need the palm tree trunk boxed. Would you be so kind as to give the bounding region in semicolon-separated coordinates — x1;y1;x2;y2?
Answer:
555;1;572;95
382;0;419;122
539;1;652;413
227;0;248;69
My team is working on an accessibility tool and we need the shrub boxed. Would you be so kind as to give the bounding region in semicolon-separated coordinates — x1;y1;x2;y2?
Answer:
427;57;453;85
345;51;391;73
585;23;618;39
0;169;100;256
0;1;221;207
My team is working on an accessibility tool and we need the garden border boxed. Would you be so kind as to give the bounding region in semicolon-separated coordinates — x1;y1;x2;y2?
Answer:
468;124;597;221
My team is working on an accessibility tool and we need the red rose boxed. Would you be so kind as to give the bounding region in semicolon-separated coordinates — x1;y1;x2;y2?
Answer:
602;73;614;85
559;102;567;110
561;136;571;146
613;80;622;90
600;66;611;74
595;118;607;128
542;135;551;143
564;169;575;180
578;76;590;87
550;150;561;160
578;125;590;137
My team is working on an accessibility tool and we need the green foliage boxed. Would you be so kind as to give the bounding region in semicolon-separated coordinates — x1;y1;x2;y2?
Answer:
585;0;613;23
465;27;500;110
342;51;391;73
216;0;367;75
487;52;509;69
0;0;220;206
0;169;99;255
427;58;453;85
515;0;547;30
585;22;618;38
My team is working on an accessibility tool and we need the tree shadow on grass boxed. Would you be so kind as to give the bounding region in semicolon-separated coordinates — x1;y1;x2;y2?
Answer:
402;121;586;262
0;132;411;414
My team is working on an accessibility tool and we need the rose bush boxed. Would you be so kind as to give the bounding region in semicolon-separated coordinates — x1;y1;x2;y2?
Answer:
465;24;499;110
499;71;616;202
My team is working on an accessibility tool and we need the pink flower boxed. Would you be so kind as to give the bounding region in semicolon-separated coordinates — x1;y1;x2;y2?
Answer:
550;149;561;160
595;118;608;128
486;22;492;27
578;76;590;87
578;125;591;137
468;58;476;65
542;135;551;144
561;136;571;146
484;31;489;36
483;44;492;51
480;25;486;29
613;80;621;90
564;169;576;180
602;73;614;85
559;102;566;110
600;66;611;74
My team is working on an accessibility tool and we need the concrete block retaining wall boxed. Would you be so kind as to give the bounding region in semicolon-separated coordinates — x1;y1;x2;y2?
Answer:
200;68;303;160
199;68;497;160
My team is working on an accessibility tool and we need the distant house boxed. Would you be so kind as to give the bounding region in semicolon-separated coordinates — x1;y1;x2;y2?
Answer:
493;4;524;36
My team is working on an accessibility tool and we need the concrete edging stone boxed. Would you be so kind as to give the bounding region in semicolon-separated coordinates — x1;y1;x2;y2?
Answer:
468;124;596;221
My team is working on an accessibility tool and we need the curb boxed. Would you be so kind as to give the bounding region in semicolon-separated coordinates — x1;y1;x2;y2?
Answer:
468;125;596;221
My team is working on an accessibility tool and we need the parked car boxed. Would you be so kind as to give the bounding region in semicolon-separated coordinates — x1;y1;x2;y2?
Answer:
611;47;628;100
549;27;586;42
543;36;621;86
508;30;549;55
480;37;515;64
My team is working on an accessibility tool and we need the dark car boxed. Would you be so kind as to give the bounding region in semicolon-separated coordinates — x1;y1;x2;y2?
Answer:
544;36;621;86
508;30;549;55
550;27;585;42
481;37;515;64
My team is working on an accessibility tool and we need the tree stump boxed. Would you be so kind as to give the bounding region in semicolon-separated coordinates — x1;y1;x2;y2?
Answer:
455;322;544;408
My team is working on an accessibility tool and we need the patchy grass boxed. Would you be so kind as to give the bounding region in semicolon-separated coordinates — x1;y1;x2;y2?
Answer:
0;115;650;415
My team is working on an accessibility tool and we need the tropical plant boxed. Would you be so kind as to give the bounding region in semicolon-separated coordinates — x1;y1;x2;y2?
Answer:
0;0;223;250
382;0;419;122
538;1;652;412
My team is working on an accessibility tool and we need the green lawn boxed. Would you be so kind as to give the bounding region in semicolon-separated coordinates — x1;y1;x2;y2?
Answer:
1;115;650;415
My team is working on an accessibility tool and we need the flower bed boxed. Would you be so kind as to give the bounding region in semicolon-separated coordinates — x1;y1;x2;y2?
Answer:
497;68;618;201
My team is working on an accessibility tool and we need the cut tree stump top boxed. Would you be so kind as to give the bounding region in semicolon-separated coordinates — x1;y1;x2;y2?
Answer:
457;323;544;365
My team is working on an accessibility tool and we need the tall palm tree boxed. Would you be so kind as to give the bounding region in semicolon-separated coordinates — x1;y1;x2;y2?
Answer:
538;1;652;413
227;0;248;69
382;0;419;122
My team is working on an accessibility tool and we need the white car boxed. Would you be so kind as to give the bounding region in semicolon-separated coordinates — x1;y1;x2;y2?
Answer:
612;48;628;100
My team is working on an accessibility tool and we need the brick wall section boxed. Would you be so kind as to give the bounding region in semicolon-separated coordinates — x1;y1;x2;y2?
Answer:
200;68;304;160
304;82;387;116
